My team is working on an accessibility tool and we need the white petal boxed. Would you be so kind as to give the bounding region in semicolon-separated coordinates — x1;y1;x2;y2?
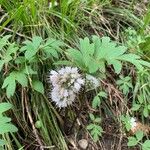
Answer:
74;82;81;92
71;67;78;73
51;90;60;102
50;70;58;75
58;68;65;74
130;117;137;128
71;73;79;79
65;67;72;73
70;78;75;84
77;78;85;85
64;90;69;97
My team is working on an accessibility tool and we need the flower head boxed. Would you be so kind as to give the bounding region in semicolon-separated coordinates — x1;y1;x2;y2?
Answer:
130;117;137;129
86;74;100;90
49;67;84;108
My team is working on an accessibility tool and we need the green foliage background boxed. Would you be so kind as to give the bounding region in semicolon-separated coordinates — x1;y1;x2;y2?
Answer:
0;0;150;149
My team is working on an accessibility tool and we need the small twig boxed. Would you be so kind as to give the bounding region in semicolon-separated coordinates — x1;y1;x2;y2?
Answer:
21;88;25;121
99;79;132;113
0;26;31;39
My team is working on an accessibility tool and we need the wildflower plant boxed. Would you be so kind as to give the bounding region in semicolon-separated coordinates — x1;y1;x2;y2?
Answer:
121;115;136;132
1;35;64;98
87;113;103;142
56;36;150;74
116;75;133;95
0;102;18;146
128;130;150;150
49;67;85;108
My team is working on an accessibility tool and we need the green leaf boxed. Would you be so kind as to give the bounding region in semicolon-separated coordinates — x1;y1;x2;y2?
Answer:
14;56;26;64
32;80;44;94
96;125;103;132
126;122;132;131
61;35;150;75
90;124;103;142
143;107;149;117
0;139;7;146
32;36;43;49
108;59;122;74
43;38;63;59
45;38;64;48
3;55;12;64
147;105;150;110
98;91;107;98
23;36;43;60
6;80;16;98
23;66;37;75
5;43;18;56
44;48;59;58
0;102;18;143
80;37;94;56
92;96;100;109
0;104;18;135
97;60;106;72
0;123;18;134
0;103;12;114
88;57;99;73
15;72;28;87
25;46;37;60
87;124;94;130
0;35;11;50
92;35;102;58
2;70;28;98
89;113;95;121
2;73;16;98
0;117;11;124
127;137;138;146
66;48;85;69
136;130;144;141
142;140;150;150
94;117;101;123
131;104;141;111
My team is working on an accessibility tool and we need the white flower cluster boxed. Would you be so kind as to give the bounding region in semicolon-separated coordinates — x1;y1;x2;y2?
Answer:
49;67;85;108
130;117;137;129
86;74;100;90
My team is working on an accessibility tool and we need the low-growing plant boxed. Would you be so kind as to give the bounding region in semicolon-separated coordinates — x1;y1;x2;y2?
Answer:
92;91;107;109
56;36;150;74
54;35;150;144
116;75;133;95
87;113;103;142
121;115;133;132
132;69;150;118
0;102;18;147
0;35;64;98
124;28;150;118
0;35;68;149
128;130;150;150
1;33;150;148
132;95;150;118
